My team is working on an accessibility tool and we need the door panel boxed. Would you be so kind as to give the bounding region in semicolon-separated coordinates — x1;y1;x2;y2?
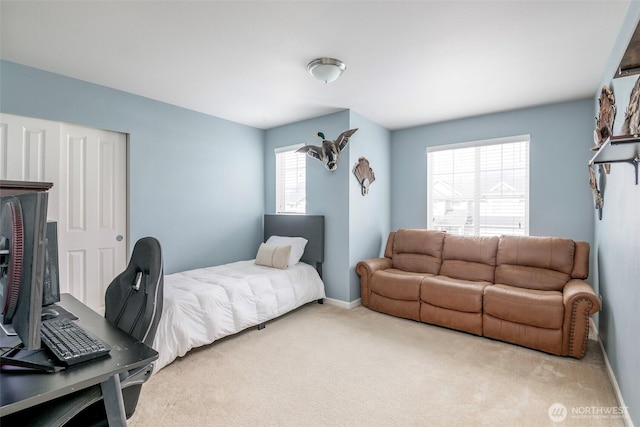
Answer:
0;114;127;314
60;125;127;313
0;114;61;221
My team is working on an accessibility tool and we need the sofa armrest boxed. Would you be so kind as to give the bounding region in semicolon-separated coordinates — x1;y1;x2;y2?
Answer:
356;257;392;307
561;279;601;358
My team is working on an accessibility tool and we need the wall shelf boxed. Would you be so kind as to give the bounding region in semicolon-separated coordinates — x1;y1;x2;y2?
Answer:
590;20;640;220
589;135;640;185
616;21;640;77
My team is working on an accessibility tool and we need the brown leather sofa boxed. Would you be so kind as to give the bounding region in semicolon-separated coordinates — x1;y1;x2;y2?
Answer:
356;229;601;358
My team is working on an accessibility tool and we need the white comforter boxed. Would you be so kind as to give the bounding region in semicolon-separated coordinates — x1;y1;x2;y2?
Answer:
152;260;325;372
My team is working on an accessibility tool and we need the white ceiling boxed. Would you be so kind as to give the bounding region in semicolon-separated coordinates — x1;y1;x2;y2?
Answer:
0;1;631;130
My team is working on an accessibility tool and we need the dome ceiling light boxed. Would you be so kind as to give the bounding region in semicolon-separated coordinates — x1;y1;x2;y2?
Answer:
307;58;346;83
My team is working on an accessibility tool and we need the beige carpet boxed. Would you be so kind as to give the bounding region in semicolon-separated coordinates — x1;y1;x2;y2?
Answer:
129;303;624;427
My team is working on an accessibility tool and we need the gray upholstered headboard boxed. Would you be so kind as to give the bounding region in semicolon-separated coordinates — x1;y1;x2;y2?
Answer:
263;214;324;277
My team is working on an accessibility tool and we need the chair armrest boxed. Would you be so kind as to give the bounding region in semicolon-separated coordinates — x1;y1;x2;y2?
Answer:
562;279;601;358
563;279;601;314
120;362;155;389
356;258;392;307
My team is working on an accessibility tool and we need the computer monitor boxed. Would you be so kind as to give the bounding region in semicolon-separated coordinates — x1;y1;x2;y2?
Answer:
0;191;48;351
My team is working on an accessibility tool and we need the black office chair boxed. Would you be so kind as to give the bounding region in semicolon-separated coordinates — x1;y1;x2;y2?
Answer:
103;236;163;418
103;236;163;419
14;237;164;427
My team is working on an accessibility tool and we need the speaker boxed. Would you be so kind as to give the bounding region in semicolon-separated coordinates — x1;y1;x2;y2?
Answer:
42;221;60;307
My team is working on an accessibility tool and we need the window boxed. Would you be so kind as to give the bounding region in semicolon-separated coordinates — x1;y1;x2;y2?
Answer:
275;144;306;214
427;135;529;236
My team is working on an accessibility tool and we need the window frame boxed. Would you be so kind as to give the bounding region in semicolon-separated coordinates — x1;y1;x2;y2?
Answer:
426;134;530;237
275;143;306;214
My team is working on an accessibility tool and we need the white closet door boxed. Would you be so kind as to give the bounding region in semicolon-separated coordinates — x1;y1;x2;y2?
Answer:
0;113;61;222
59;124;127;314
0;114;128;314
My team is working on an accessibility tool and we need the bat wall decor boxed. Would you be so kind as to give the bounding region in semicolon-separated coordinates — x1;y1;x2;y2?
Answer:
296;128;358;171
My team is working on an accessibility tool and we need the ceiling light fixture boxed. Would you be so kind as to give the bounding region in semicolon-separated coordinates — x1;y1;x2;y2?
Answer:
307;58;346;83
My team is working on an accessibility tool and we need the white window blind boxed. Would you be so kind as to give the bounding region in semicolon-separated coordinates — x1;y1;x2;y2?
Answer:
275;145;306;214
427;135;529;236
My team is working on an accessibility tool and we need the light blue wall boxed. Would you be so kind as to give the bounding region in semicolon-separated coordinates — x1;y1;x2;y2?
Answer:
390;100;595;247
264;110;390;304
0;60;264;274
264;111;352;301
592;2;640;424
348;111;390;302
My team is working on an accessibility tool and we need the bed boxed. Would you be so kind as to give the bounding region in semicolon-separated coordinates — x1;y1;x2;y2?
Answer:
152;214;325;372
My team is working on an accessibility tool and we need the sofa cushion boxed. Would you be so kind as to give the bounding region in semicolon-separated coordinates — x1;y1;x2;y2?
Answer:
420;304;483;336
495;235;575;291
494;265;571;292
484;284;564;329
392;229;445;274
371;270;424;301
384;232;396;258
370;294;421;322
421;275;489;313
439;235;498;282
483;314;563;355
378;268;428;278
571;241;590;279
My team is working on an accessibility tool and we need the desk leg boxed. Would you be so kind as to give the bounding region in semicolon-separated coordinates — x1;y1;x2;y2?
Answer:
100;374;127;426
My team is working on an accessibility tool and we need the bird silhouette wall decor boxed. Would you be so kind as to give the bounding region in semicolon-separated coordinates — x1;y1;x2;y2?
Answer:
296;128;358;171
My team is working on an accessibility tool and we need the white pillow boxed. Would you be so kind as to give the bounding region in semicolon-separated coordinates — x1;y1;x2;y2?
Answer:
266;235;308;266
255;243;291;269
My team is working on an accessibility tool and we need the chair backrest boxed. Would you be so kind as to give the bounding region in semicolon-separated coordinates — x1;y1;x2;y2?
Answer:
105;237;163;346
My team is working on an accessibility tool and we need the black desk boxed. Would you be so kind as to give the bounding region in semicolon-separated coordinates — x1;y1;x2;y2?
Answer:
0;293;158;426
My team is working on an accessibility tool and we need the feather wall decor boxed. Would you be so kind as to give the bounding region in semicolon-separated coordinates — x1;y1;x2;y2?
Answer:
592;86;616;151
622;76;640;136
353;157;375;195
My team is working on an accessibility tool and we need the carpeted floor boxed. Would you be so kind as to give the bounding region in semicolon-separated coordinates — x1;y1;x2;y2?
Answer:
129;303;624;426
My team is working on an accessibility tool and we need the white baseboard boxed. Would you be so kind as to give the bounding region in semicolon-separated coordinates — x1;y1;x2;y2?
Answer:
323;297;361;309
590;318;635;427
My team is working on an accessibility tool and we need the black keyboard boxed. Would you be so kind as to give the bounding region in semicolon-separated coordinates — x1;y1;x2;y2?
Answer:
41;318;111;366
